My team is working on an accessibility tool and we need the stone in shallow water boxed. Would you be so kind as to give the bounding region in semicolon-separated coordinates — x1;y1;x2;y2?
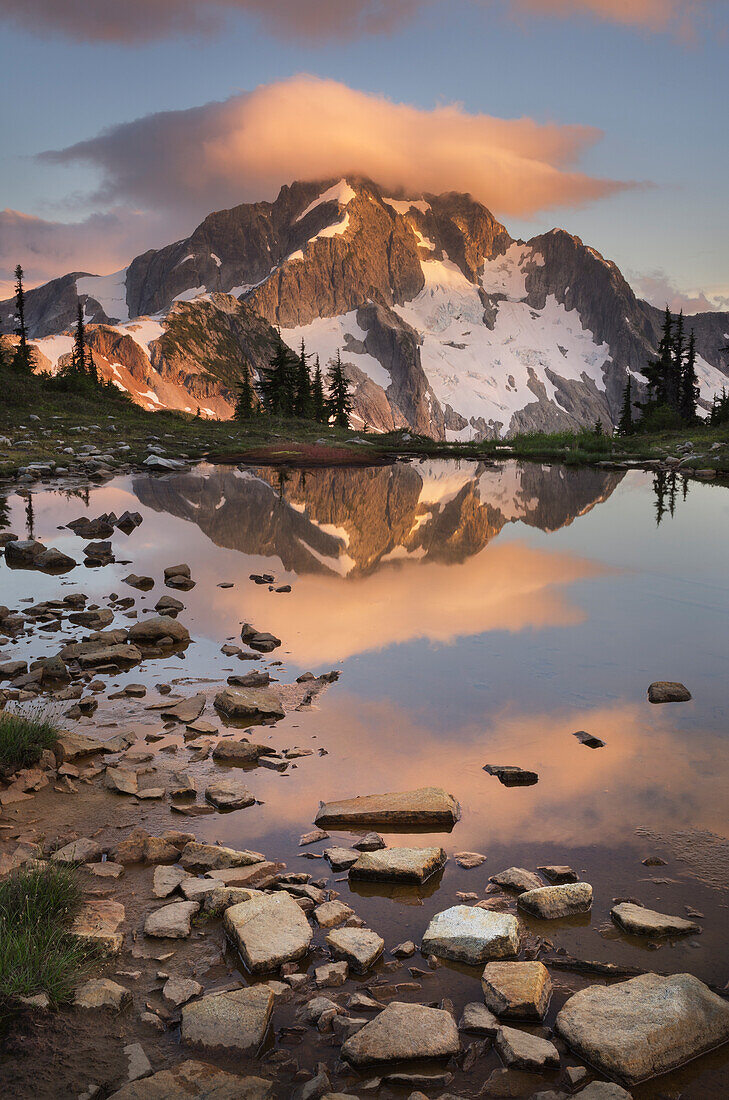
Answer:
349;846;446;884
52;836;103;863
71;899;125;955
205;779;255;810
538;864;577;884
421;906;520;965
315;786;460;829
341;1001;460;1065
162;694;206;723
495;1025;560;1070
611;901;700;937
179;841;264;872
181;987;274;1055
214;687;284;720
107;1060;274;1100
144;900;199;939
489;867;543;894
326;927;384;972
75;978;131;1010
481;962;552;1020
224;892;312;972
211;740;275;765
454;851;487;869
648;681;691;703
556;972;729;1085
458;1002;500;1036
163;977;203;1007
128;615;189;644
482;764;539;787
314;900;353;928
153;865;189;898
517;882;592;919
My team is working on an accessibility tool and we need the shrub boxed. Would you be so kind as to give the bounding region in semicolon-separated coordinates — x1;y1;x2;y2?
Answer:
0;706;60;770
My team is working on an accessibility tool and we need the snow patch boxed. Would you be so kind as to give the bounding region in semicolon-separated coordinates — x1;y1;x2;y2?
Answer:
173;286;207;303
296;179;356;222
31;334;74;373
281;311;391;391
210;253;222;267
76;269;129;322
383;198;431;216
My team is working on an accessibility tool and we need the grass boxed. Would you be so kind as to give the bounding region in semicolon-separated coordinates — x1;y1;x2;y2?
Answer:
0;707;60;770
0;863;95;1015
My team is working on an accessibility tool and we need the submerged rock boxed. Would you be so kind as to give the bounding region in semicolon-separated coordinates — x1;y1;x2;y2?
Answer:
181;987;274;1055
341;1001;460;1065
648;681;692;704
422;906;520;965
517;882;592;919
349;846;446;884
556;972;729;1085
481;961;552;1020
224;892;313;972
326;927;384;972
315;787;460;829
611;902;700;937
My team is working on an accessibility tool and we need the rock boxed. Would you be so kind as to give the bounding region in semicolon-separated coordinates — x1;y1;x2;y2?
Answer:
648;681;691;703
205;862;283;889
224;892;313;972
611;902;700;937
391;940;416;957
458;1002;500;1036
75;978;131;1010
108;1060;274;1099
105;767;139;796
313;901;353;928
163;977;203;1006
124;574;154;591
153;865;190;898
112;827;150;864
52;836;103;863
205;779;255;810
297;996;343;1025
315;787;460;829
490;867;543;894
203;887;261;915
568;1086;632;1099
128;616;190;644
572;729;606;748
421;906;521;964
228;670;270;688
71;899;125;954
179;841;264;872
537;865;577;884
144;900;199;938
454;851;487;869
300;828;329;847
55;730;108;762
247;633;281;653
181;986;274;1055
349;846;446;884
163;694;206;723
315;961;349;988
155;596;185;617
0;660;27;679
483;764;538;787
5;539;47;567
556;972;729;1085
353;832;386;851
144;836;181;863
213;688;284;720
211;739;276;765
169;770;197;798
86;861;124;879
78;644;143;669
123;1042;152;1083
494;1026;560;1071
481;962;552;1020
517;882;592;919
326;928;384;972
341;1001;460;1065
323;847;360;871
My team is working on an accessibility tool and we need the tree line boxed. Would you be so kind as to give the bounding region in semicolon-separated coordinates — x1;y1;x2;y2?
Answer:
234;338;354;428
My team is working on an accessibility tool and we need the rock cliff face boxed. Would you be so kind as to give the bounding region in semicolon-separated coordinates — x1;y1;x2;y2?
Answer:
2;177;727;435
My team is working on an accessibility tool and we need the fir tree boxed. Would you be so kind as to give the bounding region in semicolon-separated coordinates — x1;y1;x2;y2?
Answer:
234;363;256;421
669;310;685;410
326;350;353;428
593;418;603;437
12;264;33;373
679;330;699;424
71;300;87;376
643;308;673;406
617;376;633;436
294;340;312;418
258;338;298;416
653;469;668;527
311;355;326;423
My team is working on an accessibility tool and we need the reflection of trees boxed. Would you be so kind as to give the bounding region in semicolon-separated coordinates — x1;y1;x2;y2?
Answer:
24;493;35;538
652;469;690;526
0;494;10;531
58;486;90;508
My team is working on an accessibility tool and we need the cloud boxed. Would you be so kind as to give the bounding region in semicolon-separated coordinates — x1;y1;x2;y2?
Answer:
633;269;729;314
40;75;632;227
0;0;713;42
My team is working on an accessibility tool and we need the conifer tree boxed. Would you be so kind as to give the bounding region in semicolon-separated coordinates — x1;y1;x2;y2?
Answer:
326;350;353;428
311;355;326;423
72;300;86;376
12;264;33;373
593;418;603;437
643;308;673;405
617;376;633;436
294;340;312;418
669;310;685;410
234;362;256;421
679;330;699;424
258;338;298;416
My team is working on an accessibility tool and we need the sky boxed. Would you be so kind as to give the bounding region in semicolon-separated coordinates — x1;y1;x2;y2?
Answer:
0;0;727;310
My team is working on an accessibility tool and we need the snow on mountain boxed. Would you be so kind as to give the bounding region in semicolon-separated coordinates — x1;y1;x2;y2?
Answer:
76;268;129;322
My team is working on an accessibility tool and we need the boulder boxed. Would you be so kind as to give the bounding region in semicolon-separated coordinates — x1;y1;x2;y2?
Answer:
349;846;446;884
55;730;108;761
211;739;276;765
75;978;131;1010
454;851;488;869
483;764;539;787
325;927;384;972
556;972;729;1085
181;987;274;1055
155;594;184;614
323;847;360;871
538;865;577;884
124;573;154;591
313;901;353;928
224;892;313;972
517;882;592;919
341;1001;460;1065
52;837;103;863
494;1026;560;1071
648;681;691;704
205;779;256;810
213;688;285;721
144;900;199;938
421;906;521;964
128;616;190;644
180;841;264;872
490;867;544;894
78;644;142;668
611;902;700;937
108;1060;274;1100
315;961;349;988
315;787;460;829
481;962;552;1020
153;865;190;898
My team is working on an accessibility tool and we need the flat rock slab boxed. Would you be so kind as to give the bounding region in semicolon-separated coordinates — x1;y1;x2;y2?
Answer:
349;846;446;884
212;740;275;765
163;694;206;723
181;987;274;1055
71;899;125;955
180;841;264;872
483;764;539;787
314;900;354;928
611;902;700;937
207;861;283;890
490;867;544;894
109;1061;274;1100
495;1026;560;1071
648;681;691;704
538;865;577;884
481;962;552;1020
75;978;131;1010
454;851;487;869
144;900;199;938
224;892;312;972
557;972;729;1085
458;1002;501;1036
153;865;190;898
214;688;284;720
56;730;109;761
326;927;384;972
517;882;592;919
342;1001;460;1065
324;847;360;871
52;837;103;863
422;906;520;965
315;787;460;829
205;779;255;810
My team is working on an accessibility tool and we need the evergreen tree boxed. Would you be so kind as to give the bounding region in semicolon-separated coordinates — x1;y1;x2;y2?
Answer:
294;340;312;418
311;356;326;423
617;376;633;436
679;330;699;424
258;338;298;416
71;300;87;376
652;469;668;527
326;350;353;428
593;418;603;437
668;310;685;410
643;308;673;406
12;264;33;373
234;363;256;421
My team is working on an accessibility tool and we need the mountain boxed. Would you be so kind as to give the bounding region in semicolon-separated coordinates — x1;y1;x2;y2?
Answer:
3;178;728;436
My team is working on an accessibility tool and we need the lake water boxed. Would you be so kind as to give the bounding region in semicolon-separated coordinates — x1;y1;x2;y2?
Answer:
2;458;729;1096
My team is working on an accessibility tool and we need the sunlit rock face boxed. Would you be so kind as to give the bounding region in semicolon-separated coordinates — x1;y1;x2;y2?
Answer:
4;177;727;433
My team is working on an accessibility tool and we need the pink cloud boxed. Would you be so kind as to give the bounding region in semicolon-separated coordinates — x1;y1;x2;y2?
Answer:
633;269;729;314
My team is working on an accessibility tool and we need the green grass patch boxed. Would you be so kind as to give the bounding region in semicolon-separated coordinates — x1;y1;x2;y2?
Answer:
0;707;60;770
0;863;95;1015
